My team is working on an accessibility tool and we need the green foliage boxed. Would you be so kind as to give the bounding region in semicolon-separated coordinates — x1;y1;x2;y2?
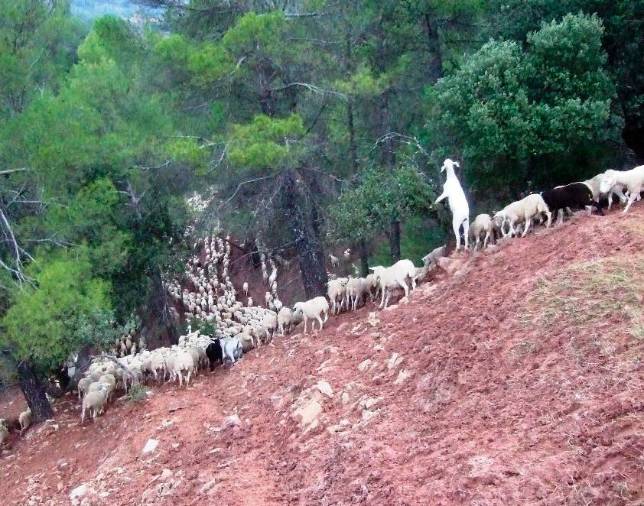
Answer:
427;13;618;191
330;164;434;246
127;383;148;402
228;114;306;171
1;248;113;372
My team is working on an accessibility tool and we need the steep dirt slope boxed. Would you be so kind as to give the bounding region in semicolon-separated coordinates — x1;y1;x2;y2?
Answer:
1;206;643;505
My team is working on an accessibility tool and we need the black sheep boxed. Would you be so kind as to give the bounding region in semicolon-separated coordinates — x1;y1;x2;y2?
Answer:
206;339;223;370
540;182;604;220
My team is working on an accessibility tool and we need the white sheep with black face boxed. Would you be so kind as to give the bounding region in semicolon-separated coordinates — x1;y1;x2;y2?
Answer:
435;158;470;250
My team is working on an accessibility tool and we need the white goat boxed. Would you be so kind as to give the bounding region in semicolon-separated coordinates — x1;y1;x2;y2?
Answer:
435;158;470;250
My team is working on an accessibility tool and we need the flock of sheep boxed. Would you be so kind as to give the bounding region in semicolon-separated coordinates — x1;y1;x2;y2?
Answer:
440;159;644;251
12;159;644;428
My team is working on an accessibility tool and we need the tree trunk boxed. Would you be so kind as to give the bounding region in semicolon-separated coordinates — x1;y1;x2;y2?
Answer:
72;344;93;387
283;170;328;298
424;12;443;82
388;219;401;262
17;360;53;423
358;239;369;277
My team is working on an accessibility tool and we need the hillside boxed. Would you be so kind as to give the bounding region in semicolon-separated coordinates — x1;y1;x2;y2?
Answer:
1;206;643;505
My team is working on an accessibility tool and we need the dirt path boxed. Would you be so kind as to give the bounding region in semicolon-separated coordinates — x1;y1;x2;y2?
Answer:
1;206;643;505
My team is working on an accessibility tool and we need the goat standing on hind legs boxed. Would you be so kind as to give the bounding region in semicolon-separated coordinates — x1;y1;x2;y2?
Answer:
435;158;470;251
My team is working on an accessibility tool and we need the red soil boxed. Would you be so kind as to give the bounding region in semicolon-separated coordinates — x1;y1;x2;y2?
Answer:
1;206;643;505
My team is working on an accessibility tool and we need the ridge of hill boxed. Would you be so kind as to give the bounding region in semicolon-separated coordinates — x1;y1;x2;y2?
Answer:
1;206;643;505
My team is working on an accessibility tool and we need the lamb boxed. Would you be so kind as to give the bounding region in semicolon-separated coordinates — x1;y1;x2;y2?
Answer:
469;213;494;250
242;282;249;296
435;158;470;250
18;408;32;434
205;339;223;370
277;307;301;335
81;384;109;423
370;259;416;309
600;166;644;213
494;193;550;238
293;296;329;333
541;182;602;223
329;254;339;268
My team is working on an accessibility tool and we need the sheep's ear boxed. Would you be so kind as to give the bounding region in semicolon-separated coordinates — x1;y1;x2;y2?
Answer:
454;161;460;168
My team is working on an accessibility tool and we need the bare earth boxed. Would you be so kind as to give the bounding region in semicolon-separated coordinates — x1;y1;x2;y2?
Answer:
1;206;643;505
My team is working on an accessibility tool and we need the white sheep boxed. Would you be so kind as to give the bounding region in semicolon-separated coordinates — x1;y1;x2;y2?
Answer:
242;282;249;296
346;277;372;311
327;277;349;314
18;408;32;434
435;158;470;250
343;248;351;259
494;193;550;238
293;296;329;333
277;307;301;336
81;384;109;423
469;213;494;250
329;254;339;268
600;166;644;213
584;173;627;210
370;259;416;309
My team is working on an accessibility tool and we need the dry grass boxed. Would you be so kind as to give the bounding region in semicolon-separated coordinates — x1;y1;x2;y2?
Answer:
523;254;644;340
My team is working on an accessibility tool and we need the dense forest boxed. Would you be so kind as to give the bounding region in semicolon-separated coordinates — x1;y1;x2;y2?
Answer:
0;0;642;419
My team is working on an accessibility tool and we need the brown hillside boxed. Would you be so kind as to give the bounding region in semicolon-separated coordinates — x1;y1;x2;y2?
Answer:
1;205;643;505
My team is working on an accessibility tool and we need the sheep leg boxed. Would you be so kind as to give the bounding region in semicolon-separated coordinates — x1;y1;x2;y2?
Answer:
623;190;639;213
545;211;552;228
379;286;386;309
317;316;323;331
483;231;490;249
303;316;308;334
521;217;531;237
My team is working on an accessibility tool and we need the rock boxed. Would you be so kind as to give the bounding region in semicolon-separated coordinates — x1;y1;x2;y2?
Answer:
222;414;242;429
142;438;159;456
387;352;403;370
394;369;412;385
200;480;216;494
367;312;380;327
341;392;351;405
361;409;379;421
358;359;372;372
293;398;322;432
316;380;333;398
160;469;173;480
69;484;90;505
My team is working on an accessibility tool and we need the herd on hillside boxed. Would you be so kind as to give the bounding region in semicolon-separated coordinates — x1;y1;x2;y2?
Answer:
1;160;642;433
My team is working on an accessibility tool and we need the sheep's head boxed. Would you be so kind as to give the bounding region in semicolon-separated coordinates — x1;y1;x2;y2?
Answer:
599;171;617;194
441;158;460;173
492;211;505;228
